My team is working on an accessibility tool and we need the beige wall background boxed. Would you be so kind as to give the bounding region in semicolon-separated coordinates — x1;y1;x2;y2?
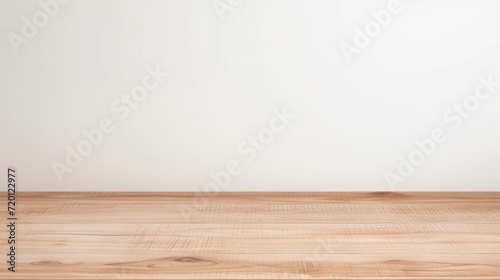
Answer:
1;0;500;191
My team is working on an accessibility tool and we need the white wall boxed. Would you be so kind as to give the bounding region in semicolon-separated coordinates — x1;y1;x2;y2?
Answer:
1;0;500;191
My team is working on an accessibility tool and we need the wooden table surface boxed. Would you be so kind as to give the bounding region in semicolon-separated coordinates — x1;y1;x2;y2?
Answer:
1;192;499;279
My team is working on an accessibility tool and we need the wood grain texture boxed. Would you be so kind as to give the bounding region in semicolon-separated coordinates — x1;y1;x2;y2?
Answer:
1;192;499;279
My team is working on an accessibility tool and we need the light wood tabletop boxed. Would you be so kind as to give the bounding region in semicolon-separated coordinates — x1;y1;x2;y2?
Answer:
1;192;499;279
